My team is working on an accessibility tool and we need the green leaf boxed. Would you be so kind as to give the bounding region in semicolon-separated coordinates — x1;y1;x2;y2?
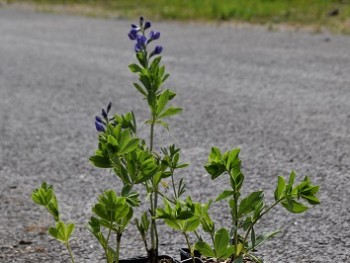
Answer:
225;148;240;171
233;256;243;263
248;230;280;250
281;199;308;213
32;183;60;221
107;135;118;147
215;190;234;202
204;164;226;180
164;218;182;231
238;191;264;217
287;171;296;189
128;63;142;73
157;107;182;119
162;73;170;82
195;241;215;258
234;243;244;257
119;138;139;155
155;120;169;131
301;194;320;205
48;221;75;244
209;147;222;161
214;228;230;257
133;83;147;96
156;89;170;115
184;217;201;232
274;176;286;201
92;190;131;223
251;226;256;248
89;155;113;168
136;52;147;68
150;56;161;71
32;187;53;206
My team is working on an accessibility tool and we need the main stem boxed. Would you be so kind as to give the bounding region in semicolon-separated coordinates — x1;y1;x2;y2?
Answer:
233;193;239;261
105;228;112;263
149;119;158;263
66;243;75;263
116;232;122;263
184;232;195;263
150;121;155;151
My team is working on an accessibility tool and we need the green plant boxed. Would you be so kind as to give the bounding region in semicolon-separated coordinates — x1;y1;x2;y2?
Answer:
156;197;201;263
31;17;320;263
193;147;320;263
89;17;185;263
89;189;138;263
32;182;76;263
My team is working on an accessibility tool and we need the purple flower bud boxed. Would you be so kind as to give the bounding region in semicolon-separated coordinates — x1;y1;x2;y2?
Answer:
148;31;160;42
139;16;144;25
144;21;151;30
95;121;105;132
153;31;160;40
128;29;138;40
137;35;147;47
128;32;136;40
150;45;163;57
134;43;143;52
95;116;103;123
107;102;112;113
102;109;107;119
131;24;138;29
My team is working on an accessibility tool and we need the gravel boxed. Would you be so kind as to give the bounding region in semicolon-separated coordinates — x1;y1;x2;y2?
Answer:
0;7;350;263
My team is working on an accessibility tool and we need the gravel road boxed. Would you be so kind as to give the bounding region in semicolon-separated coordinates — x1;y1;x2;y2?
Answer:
1;7;350;263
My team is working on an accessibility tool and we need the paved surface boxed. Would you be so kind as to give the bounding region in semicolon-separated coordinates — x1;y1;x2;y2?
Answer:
1;7;350;263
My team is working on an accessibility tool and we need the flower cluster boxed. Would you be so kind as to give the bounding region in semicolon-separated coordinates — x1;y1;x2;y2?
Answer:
128;16;162;57
95;102;112;132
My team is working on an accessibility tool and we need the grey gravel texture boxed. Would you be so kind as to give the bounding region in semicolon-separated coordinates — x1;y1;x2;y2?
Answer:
1;7;350;263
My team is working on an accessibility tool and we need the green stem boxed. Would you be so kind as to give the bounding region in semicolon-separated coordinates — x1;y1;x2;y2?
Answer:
153;186;159;253
105;228;112;263
194;230;202;242
184;232;195;263
116;232;122;263
209;231;215;246
66;243;75;263
170;168;177;199
150;121;155;151
233;193;239;261
150;192;155;250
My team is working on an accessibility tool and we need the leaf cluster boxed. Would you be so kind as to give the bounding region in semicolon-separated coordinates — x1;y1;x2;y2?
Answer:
89;190;138;263
32;182;76;262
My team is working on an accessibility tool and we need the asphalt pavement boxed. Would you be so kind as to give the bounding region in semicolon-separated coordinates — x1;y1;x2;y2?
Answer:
1;7;350;263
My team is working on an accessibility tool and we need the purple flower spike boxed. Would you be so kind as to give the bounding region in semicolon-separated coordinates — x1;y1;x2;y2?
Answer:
144;21;151;30
150;45;163;57
102;109;107;119
95;121;105;132
107;102;112;113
